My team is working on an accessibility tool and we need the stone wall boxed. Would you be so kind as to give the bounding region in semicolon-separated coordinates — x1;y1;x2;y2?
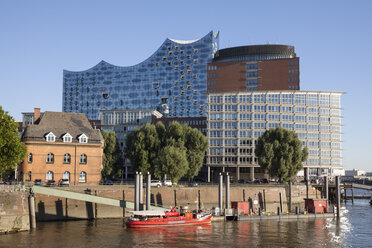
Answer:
34;184;321;221
0;186;30;233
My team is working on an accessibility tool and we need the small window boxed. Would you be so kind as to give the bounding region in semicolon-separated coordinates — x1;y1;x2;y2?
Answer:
63;133;72;143
194;49;198;53
46;153;54;164
168;51;173;56
174;56;178;60
63;153;71;164
46;132;56;142
80;154;87;164
28;153;33;163
102;93;110;99
162;57;166;61
63;171;70;180
46;171;54;181
180;50;184;54
193;59;198;64
79;171;87;183
78;134;88;143
174;46;179;50
187;55;191;59
156;62;160;67
167;46;172;51
180;60;184;65
168;61;172;66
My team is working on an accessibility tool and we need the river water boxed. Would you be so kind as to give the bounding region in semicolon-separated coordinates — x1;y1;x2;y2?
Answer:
1;190;371;248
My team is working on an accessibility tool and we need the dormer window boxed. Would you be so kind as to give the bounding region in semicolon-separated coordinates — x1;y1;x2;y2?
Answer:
78;134;88;143
63;133;72;143
46;132;56;142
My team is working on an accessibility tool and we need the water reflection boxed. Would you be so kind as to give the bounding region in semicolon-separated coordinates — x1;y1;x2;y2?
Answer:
1;199;371;248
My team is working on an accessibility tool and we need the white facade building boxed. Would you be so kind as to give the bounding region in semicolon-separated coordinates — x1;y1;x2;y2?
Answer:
206;91;343;181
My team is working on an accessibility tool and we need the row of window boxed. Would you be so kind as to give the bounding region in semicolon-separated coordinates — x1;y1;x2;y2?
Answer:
39;171;87;183
46;132;88;143
28;153;87;164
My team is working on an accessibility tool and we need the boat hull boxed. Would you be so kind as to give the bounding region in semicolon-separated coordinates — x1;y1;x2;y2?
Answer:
126;214;212;228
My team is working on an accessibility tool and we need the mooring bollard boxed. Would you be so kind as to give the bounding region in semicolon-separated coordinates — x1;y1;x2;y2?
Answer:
135;172;139;211
219;173;223;212
259;208;261;216
225;173;230;209
146;172;151;210
139;172;143;210
28;191;36;229
277;207;280;216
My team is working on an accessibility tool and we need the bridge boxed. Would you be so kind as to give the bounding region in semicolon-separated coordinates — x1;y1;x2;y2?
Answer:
31;186;165;210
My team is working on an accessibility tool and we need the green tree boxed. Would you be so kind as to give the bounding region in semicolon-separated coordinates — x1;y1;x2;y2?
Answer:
0;106;27;179
184;127;209;181
125;121;209;183
255;127;308;183
125;123;160;175
101;130;123;179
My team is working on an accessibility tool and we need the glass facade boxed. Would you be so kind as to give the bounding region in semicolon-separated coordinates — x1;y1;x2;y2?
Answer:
63;31;219;120
207;91;343;171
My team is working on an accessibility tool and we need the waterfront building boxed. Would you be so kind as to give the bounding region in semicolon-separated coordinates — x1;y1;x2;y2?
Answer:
63;31;219;120
208;45;300;93
206;91;343;181
19;111;104;185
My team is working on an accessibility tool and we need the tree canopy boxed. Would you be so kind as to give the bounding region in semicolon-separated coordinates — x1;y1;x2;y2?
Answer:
101;130;123;180
125;122;209;183
255;127;308;183
0;106;27;179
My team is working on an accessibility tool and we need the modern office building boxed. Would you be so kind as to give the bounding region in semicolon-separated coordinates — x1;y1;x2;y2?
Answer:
207;45;300;93
63;31;219;120
206;91;343;181
20;111;104;185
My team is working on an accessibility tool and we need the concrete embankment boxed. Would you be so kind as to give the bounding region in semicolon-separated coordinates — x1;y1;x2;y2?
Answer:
0;186;30;233
33;184;321;221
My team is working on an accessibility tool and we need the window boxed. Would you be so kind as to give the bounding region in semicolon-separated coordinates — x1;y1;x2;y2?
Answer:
63;153;71;164
63;133;72;143
28;153;33;163
80;154;87;164
46;153;54;164
46;171;53;181
79;172;87;183
45;132;56;142
78;134;88;143
63;171;70;180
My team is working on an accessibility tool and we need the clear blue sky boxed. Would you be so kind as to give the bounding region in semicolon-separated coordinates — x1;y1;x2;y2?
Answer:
1;0;371;171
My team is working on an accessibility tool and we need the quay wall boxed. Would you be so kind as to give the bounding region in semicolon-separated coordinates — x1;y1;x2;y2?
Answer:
34;184;320;221
0;186;30;233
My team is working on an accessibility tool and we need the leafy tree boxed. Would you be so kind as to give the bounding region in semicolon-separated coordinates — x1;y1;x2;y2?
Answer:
184;127;209;181
101;130;123;179
154;144;188;183
0;106;27;179
125;121;209;183
125;123;160;175
255;127;308;183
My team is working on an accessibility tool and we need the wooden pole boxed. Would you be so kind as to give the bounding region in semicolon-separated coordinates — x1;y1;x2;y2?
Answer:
335;176;341;218
288;181;292;212
28;192;36;229
146;172;151;210
225;173;230;209
219;173;223;211
139;172;143;210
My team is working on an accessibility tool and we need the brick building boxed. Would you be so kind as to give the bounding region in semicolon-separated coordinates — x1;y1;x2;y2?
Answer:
19;111;104;185
207;45;300;93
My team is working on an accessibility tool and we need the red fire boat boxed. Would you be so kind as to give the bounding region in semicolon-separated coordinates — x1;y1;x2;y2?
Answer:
126;206;212;228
